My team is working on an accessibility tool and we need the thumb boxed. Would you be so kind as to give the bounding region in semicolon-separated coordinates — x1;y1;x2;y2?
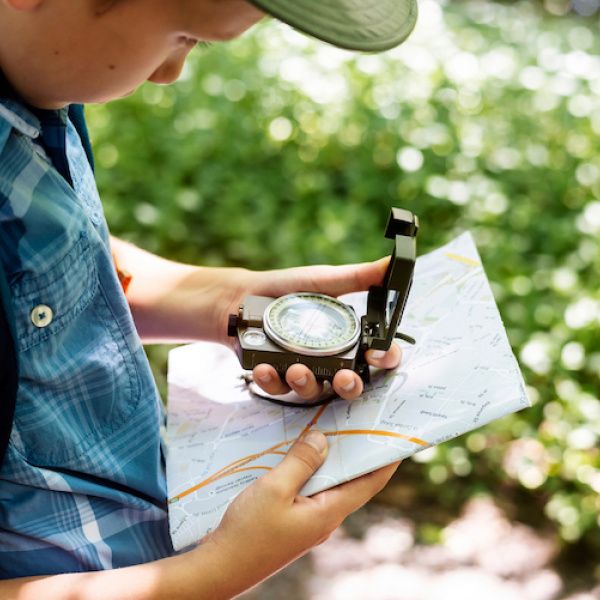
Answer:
277;256;391;299
324;256;391;297
268;430;328;497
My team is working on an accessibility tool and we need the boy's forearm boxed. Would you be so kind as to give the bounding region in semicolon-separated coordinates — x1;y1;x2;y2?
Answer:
2;539;257;600
110;236;245;344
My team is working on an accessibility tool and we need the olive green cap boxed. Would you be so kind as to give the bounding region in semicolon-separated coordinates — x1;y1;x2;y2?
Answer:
249;0;418;52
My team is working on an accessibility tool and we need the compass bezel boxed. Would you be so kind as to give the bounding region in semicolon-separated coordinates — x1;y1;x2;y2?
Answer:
263;292;361;357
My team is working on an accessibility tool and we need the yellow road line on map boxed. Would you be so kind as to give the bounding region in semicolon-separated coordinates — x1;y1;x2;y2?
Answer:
445;252;480;267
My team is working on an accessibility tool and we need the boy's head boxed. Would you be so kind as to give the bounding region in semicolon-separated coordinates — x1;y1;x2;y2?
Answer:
0;0;416;109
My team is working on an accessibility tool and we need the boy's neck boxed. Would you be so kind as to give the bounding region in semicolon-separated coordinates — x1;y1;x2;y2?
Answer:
0;70;16;100
0;69;46;111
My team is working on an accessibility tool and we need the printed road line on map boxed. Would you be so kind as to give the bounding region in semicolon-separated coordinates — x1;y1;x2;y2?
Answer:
445;252;480;267
169;423;428;503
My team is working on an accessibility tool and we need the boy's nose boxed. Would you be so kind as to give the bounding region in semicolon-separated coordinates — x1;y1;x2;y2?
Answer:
147;49;189;85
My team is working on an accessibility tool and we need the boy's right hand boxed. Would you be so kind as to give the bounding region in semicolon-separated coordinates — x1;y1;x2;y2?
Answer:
201;430;400;595
1;431;398;600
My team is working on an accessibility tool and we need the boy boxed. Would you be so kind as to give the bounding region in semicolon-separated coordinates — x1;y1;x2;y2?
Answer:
0;0;416;597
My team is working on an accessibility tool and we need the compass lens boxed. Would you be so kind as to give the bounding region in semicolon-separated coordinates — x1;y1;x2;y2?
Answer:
264;293;360;356
279;301;345;343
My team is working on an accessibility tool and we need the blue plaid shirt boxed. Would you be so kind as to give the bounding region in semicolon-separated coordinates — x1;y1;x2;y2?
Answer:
0;97;173;576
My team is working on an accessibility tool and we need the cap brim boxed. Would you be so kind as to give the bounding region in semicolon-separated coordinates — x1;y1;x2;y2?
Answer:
249;0;418;52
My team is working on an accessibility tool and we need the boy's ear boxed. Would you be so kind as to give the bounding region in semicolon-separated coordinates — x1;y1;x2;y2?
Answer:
4;0;44;10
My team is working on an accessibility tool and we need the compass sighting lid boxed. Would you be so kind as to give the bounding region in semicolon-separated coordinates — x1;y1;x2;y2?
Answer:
363;208;418;351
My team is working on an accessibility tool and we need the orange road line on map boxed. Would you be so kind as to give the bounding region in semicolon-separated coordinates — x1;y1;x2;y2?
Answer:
170;424;428;503
323;429;429;446
189;440;290;490
323;429;427;446
300;404;328;437
228;466;272;476
171;406;330;503
445;252;480;267
170;466;273;502
193;405;330;490
206;405;329;486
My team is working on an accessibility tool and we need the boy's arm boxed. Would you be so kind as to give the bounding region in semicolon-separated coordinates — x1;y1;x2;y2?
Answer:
109;236;390;345
1;433;399;600
110;236;401;401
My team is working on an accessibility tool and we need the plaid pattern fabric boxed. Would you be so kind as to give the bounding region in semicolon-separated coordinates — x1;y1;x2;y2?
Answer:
0;98;173;576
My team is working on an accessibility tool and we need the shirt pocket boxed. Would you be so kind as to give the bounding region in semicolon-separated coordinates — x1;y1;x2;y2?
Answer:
9;231;142;467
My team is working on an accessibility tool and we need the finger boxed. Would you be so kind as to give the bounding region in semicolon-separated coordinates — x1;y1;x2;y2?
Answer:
264;430;329;498
365;343;402;370
315;461;401;515
285;364;323;401
253;364;291;396
332;370;363;401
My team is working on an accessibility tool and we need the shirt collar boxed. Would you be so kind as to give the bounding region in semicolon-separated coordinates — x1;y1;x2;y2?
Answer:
0;99;41;139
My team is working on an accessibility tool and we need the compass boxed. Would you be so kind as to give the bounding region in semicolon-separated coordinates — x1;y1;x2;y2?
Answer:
228;207;419;384
263;292;360;357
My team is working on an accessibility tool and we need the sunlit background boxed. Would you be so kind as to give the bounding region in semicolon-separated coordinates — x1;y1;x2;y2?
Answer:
87;0;599;597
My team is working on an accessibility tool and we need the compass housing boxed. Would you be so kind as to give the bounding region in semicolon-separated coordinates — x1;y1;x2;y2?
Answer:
228;207;418;382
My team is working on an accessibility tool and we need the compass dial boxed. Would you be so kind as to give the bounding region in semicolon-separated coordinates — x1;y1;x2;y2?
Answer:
264;293;360;357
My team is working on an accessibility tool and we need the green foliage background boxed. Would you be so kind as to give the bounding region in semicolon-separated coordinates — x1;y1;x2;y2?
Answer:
87;0;600;560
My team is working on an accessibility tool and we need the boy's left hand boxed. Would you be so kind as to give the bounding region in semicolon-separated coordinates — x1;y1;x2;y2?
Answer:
224;257;402;402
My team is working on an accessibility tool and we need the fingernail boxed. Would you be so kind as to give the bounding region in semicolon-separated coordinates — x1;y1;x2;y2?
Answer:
370;350;385;359
293;375;308;387
303;430;328;454
341;380;356;392
257;373;271;384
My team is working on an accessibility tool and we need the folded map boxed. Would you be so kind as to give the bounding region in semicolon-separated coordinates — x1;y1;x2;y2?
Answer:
166;232;530;551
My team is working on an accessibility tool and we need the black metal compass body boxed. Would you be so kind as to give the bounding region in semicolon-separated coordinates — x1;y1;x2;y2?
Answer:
228;207;418;383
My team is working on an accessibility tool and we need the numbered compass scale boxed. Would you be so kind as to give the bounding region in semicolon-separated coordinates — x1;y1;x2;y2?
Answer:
228;208;419;382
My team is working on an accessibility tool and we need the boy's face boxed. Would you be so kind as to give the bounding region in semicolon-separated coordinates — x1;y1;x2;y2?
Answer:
0;0;264;108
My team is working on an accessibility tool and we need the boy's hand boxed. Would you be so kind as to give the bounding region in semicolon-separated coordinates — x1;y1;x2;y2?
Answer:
202;430;400;594
224;257;402;401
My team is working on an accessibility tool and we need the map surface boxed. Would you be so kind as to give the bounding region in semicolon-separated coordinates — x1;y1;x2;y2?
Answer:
166;233;530;550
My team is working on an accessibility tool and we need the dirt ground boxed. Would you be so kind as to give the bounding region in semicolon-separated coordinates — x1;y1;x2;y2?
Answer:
242;495;600;600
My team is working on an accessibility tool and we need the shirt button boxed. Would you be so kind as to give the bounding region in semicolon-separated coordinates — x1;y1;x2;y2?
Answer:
31;304;54;328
